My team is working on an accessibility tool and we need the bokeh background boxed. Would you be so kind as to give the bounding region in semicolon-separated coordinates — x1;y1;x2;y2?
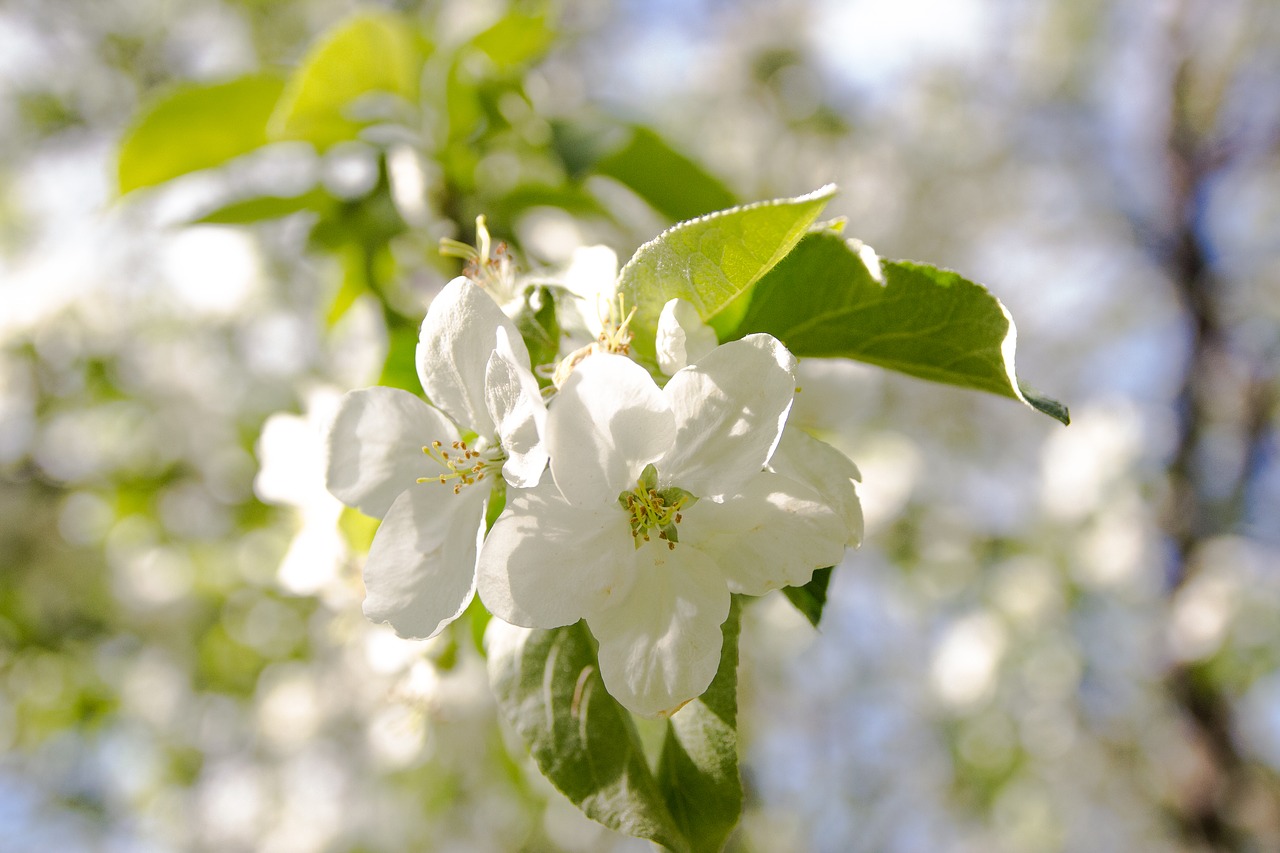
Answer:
2;0;1278;850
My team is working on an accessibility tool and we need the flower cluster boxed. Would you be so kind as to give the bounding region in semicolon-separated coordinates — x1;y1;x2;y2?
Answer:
324;241;861;717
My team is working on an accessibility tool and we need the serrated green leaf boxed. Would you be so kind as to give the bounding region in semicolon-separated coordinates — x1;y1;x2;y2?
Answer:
595;126;738;223
116;73;285;195
731;231;1070;424
191;188;334;225
617;185;836;360
270;11;425;148
487;622;690;853
781;566;834;628
658;597;743;853
470;12;556;71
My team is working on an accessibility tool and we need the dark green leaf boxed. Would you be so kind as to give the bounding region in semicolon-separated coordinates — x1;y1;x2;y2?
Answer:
270;10;425;148
596;126;738;223
117;74;285;194
657;597;743;853
731;231;1070;424
487;622;690;853
617;185;835;361
781;567;834;628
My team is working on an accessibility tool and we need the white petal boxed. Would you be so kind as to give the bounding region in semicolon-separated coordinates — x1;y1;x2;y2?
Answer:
362;483;488;639
768;426;863;546
655;298;718;376
590;542;730;718
684;471;847;595
324;387;456;518
416;277;530;436
547;354;675;506
561;245;619;339
477;482;636;628
659;334;797;497
485;326;548;488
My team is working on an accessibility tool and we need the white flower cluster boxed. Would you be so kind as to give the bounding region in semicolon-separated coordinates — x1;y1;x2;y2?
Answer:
324;247;862;717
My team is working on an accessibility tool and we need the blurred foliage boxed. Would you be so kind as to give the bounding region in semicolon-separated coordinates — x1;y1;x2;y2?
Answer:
1;0;1279;851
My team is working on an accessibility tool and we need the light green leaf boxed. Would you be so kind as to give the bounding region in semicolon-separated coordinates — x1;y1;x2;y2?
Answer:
595;126;738;223
657;597;743;853
731;231;1070;424
116;74;285;195
270;10;425;148
487;622;690;853
781;566;834;628
514;286;562;379
191;188;334;225
471;12;556;71
617;185;836;360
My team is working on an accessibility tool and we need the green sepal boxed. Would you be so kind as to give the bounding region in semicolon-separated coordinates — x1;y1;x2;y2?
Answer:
638;463;659;492
657;487;698;511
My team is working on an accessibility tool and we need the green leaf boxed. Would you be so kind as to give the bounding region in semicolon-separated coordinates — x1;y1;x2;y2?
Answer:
514;286;561;378
376;317;421;394
596;126;738;223
657;598;743;853
617;185;836;360
487;622;690;853
270;11;425;148
191;188;334;225
117;73;285;195
781;567;834;628
470;12;556;71
731;232;1070;424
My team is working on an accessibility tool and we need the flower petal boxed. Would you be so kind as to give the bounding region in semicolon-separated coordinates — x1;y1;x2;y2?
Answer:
485;326;548;488
416;276;530;436
684;470;847;595
768;426;863;546
324;387;456;518
655;297;717;376
477;482;636;628
590;541;730;718
362;482;488;639
547;353;675;506
659;334;797;497
560;245;619;340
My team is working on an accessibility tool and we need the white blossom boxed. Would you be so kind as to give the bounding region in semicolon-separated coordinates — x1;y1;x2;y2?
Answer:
324;277;547;639
477;335;847;716
655;298;863;547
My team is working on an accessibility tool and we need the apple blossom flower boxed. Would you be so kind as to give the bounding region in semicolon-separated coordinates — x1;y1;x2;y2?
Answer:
477;335;847;716
324;277;547;639
656;297;863;547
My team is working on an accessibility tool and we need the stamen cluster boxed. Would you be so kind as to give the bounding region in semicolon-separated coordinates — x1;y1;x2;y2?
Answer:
419;439;504;494
617;463;698;550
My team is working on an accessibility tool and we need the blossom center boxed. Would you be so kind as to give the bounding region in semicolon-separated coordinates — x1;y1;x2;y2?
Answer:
417;439;505;494
617;463;698;550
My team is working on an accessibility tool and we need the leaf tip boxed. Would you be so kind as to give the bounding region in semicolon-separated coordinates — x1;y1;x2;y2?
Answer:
1019;383;1071;425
